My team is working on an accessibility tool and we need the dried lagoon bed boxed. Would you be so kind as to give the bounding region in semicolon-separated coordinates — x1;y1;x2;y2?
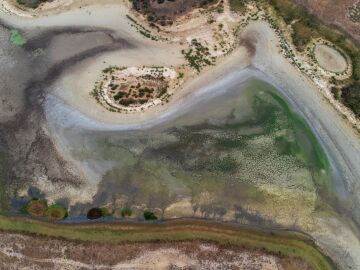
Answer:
0;1;360;269
43;75;336;231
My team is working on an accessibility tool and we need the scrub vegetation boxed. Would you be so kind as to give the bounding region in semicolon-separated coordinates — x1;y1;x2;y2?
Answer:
87;207;110;220
264;0;360;118
0;216;335;270
229;0;360;121
21;199;68;221
342;82;360;117
46;204;68;221
182;39;215;72
21;199;48;217
349;1;360;23
16;0;48;9
229;0;250;13
132;0;218;27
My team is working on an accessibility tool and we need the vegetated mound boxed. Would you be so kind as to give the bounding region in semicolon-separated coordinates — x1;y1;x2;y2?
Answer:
21;199;68;221
132;0;218;26
22;199;47;217
92;66;177;112
16;0;52;9
46;204;68;221
314;44;347;73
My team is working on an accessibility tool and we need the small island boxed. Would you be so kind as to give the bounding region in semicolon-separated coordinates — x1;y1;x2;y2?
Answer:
91;66;181;113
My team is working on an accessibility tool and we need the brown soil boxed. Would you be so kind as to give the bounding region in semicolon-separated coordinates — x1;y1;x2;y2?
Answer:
295;0;360;44
132;0;218;26
15;0;51;9
0;231;315;270
111;75;167;107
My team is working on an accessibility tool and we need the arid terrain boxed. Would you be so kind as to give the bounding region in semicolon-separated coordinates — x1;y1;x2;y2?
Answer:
0;232;314;270
295;0;360;44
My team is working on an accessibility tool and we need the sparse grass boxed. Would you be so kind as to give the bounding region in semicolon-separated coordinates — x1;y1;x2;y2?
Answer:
349;1;360;23
229;0;250;13
126;15;159;41
341;81;360;118
182;39;215;72
265;0;360;115
0;216;335;270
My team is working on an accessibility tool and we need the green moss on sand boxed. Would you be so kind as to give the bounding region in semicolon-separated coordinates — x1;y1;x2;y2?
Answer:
10;30;27;46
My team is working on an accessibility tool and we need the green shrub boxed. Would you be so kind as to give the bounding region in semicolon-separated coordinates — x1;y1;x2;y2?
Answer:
87;208;102;219
22;198;47;217
341;82;360;118
121;208;132;218
87;207;110;220
46;204;68;221
144;210;157;220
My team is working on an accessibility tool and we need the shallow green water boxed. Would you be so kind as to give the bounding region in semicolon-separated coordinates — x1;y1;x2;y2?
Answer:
72;79;331;222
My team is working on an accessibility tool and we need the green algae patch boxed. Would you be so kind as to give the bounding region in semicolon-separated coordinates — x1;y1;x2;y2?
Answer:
253;82;331;196
267;90;329;171
9;30;27;46
244;80;331;193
